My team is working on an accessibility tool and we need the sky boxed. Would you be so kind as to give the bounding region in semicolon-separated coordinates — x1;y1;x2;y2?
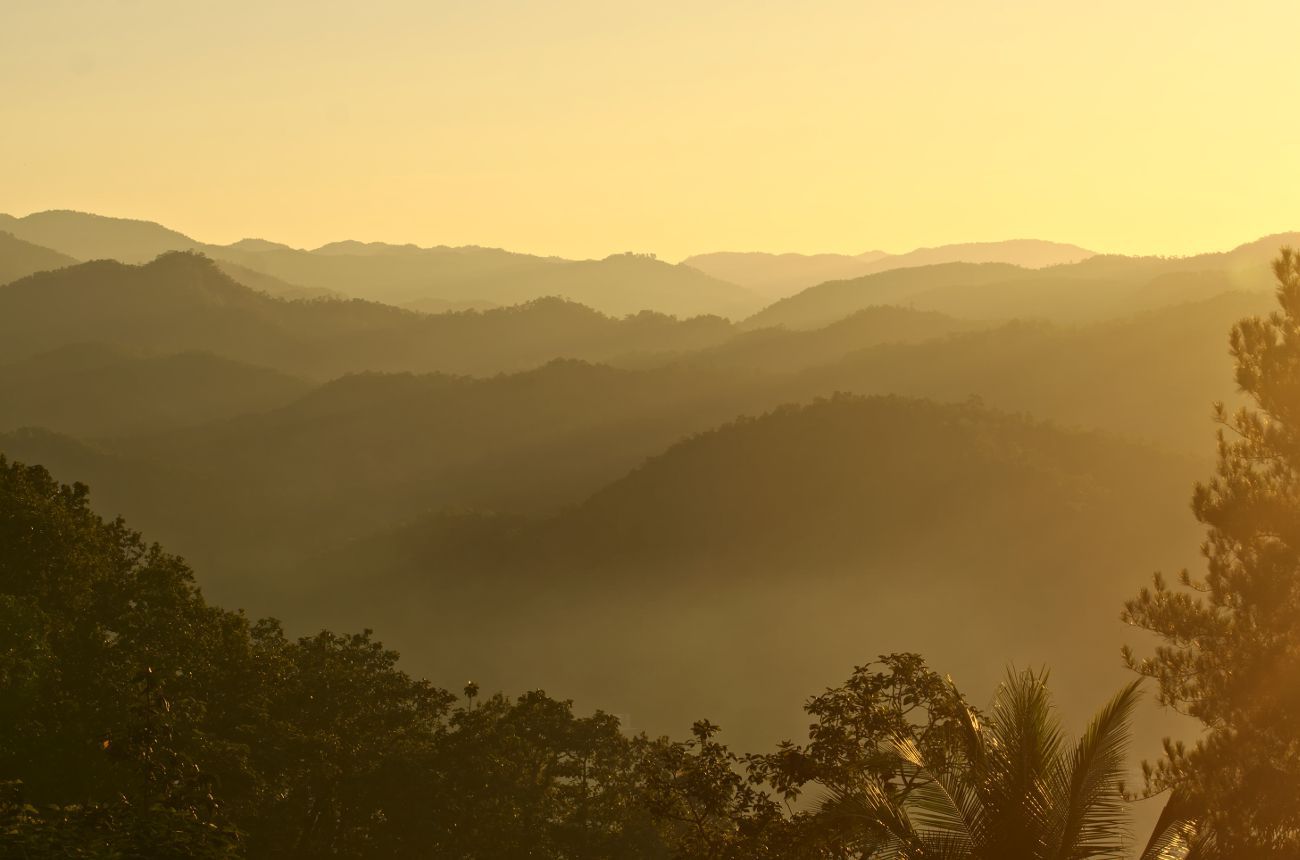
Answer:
3;0;1299;261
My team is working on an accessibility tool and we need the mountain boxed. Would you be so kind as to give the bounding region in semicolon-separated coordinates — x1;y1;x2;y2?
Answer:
211;259;341;300
286;394;1202;751
684;240;1094;298
680;250;892;300
473;253;757;318
745;234;1294;330
0;231;78;284
214;245;757;317
790;291;1270;454
649;306;986;372
0;252;736;378
3;210;757;316
744;262;1028;329
0;344;310;437
0;210;198;263
403;297;499;314
0;287;1259;592
8;360;770;586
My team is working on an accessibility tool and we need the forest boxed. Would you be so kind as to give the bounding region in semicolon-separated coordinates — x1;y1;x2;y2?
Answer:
1;207;1300;857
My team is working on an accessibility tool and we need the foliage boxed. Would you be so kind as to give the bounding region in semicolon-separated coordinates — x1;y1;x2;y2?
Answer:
817;669;1198;860
1124;248;1300;853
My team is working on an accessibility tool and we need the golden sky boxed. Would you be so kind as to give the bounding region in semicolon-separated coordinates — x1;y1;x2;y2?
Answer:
4;0;1298;260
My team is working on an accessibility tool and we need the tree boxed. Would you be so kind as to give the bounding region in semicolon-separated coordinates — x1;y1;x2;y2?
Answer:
0;456;244;855
820;669;1195;859
1123;248;1300;853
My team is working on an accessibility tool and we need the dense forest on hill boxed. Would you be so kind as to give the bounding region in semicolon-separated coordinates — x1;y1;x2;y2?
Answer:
0;253;734;378
0;211;755;317
4;214;1300;855
0;231;78;285
284;394;1201;758
0;453;1208;857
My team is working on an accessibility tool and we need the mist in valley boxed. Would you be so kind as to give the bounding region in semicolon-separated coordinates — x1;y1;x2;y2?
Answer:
5;2;1300;857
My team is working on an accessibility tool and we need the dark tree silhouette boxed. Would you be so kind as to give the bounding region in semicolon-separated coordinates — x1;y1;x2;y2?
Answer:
1124;248;1300;853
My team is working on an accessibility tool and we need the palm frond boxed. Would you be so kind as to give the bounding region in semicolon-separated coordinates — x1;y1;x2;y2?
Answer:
890;735;984;850
981;668;1062;853
1047;678;1143;859
1138;818;1200;860
819;779;924;859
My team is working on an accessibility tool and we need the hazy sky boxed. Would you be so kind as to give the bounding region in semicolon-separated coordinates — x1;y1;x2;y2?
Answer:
4;1;1298;260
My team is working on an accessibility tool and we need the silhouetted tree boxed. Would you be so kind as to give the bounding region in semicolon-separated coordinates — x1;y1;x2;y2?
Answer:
819;670;1196;859
1124;248;1300;853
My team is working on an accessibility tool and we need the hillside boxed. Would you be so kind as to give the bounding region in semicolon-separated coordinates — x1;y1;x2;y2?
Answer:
679;250;893;300
3;361;769;584
685;239;1094;297
0;290;1259;594
212;259;342;300
1;391;1204;756
792;291;1270;453
744;262;1029;329
0;252;736;378
0;344;310;437
289;395;1203;751
0;210;198;263
745;235;1291;330
212;245;756;317
652;306;986;372
0;231;79;285
2;210;756;317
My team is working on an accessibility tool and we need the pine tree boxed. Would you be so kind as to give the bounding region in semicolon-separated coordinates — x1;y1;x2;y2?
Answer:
1124;248;1300;853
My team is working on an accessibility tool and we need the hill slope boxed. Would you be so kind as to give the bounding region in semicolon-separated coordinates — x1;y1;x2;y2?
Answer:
0;252;736;377
791;291;1270;453
746;235;1293;330
0;210;198;263
685;239;1094;298
0;231;79;284
290;395;1202;753
744;262;1029;329
3;210;755;316
0;344;310;437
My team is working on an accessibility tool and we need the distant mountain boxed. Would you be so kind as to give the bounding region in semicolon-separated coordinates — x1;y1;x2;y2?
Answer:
790;291;1270;454
684;240;1094;298
0;231;78;284
638;306;987;372
0;210;198;263
0;252;736;378
311;239;428;256
0;344;309;438
214;245;757;317
287;395;1201;749
0;287;1258;599
680;250;892;300
745;262;1027;329
211;259;342;300
403;297;499;314
745;234;1294;330
223;238;294;253
2;210;757;316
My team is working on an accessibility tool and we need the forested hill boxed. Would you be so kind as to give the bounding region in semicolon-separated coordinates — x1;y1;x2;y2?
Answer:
743;262;1027;329
0;210;757;317
0;291;1256;598
745;234;1295;329
292;394;1201;753
0;344;311;437
0;231;77;285
684;239;1095;298
0;252;734;378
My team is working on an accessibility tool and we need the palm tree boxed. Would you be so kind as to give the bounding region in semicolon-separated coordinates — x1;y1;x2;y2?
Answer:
819;668;1203;859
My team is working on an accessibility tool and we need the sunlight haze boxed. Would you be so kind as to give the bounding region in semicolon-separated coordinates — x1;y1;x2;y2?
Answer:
4;0;1298;258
